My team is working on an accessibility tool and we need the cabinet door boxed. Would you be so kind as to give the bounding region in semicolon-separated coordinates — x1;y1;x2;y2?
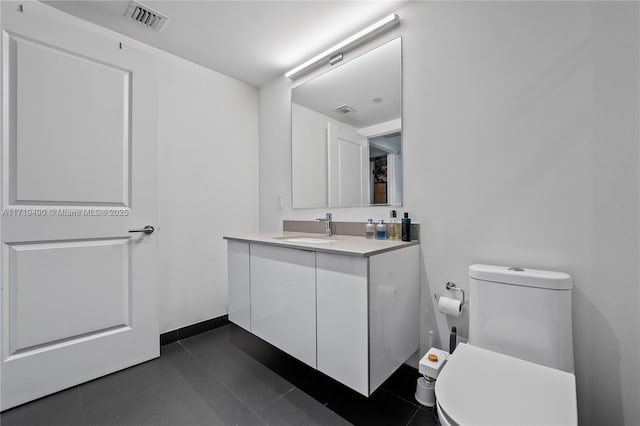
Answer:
369;245;420;393
227;241;251;330
317;253;369;395
250;245;316;367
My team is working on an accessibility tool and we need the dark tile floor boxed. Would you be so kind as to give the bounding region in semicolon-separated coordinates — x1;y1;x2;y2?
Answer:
0;324;439;426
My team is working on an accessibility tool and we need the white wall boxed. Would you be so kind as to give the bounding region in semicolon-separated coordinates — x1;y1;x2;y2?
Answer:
259;2;639;425
32;2;260;334
157;54;259;333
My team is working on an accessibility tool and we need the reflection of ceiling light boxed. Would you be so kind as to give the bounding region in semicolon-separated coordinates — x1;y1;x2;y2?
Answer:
285;13;400;80
334;104;354;114
373;97;383;103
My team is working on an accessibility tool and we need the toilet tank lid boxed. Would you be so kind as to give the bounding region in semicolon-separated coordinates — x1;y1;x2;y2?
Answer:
469;264;572;290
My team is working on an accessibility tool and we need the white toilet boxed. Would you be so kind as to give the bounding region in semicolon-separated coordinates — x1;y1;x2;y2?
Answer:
435;265;578;426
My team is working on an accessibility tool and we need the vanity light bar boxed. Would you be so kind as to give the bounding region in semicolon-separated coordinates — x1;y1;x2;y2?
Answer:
285;13;400;80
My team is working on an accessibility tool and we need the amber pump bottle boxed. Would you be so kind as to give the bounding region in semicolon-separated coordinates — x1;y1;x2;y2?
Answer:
389;210;400;240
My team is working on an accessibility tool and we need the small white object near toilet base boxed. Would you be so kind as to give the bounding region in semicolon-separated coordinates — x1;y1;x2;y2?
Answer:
415;376;435;407
415;347;450;407
419;347;450;379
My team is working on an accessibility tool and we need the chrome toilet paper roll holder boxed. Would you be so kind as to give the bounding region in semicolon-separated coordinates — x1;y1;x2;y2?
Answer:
434;282;465;307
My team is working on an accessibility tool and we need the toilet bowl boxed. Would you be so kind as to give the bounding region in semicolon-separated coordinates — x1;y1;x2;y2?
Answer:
435;343;577;425
431;265;578;425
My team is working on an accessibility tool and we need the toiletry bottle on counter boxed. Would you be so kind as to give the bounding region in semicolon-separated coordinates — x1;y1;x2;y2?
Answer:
365;219;375;239
376;220;387;240
389;210;400;240
401;212;411;241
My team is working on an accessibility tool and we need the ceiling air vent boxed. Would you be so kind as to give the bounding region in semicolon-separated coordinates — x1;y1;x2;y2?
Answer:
125;1;169;32
334;104;354;114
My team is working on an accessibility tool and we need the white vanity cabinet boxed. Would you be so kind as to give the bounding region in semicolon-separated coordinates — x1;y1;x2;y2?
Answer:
227;240;251;330
226;236;419;396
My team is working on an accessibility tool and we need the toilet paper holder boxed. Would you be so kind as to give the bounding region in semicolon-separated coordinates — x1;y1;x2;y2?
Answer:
434;282;465;307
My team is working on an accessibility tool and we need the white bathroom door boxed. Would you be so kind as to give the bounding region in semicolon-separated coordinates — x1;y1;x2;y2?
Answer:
0;4;158;410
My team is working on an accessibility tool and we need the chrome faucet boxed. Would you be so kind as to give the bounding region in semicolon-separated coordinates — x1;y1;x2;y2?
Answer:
316;213;333;237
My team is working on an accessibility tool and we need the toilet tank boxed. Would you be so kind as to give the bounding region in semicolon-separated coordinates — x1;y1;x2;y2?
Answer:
468;264;574;373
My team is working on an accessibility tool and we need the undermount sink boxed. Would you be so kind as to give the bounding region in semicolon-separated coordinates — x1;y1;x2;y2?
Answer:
273;236;333;244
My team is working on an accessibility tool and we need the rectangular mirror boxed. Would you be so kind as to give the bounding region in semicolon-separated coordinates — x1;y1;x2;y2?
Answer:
291;37;402;208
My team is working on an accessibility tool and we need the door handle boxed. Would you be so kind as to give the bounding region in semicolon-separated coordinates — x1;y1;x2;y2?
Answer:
129;225;155;235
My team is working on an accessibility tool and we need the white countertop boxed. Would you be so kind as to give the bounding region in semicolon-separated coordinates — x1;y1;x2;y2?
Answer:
223;232;418;257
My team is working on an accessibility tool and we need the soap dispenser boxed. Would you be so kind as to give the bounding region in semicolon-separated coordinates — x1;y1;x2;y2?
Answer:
389;210;400;240
376;220;387;240
402;212;411;242
365;219;375;239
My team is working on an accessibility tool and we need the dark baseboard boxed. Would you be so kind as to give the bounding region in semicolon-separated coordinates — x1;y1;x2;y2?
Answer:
160;315;230;346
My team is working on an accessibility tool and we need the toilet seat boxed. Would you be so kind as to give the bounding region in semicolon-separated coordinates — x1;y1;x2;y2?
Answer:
435;343;577;426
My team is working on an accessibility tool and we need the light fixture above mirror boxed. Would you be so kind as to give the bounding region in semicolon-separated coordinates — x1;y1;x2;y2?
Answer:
285;13;400;80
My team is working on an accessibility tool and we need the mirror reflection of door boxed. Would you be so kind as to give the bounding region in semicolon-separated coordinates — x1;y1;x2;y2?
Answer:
327;123;368;207
369;131;401;205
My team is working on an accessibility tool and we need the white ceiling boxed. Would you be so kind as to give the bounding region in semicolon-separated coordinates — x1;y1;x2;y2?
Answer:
44;0;405;87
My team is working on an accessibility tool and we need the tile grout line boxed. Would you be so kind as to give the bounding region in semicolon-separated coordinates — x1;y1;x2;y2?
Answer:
76;385;88;424
77;359;181;419
266;385;296;407
379;387;420;409
404;406;420;426
177;327;419;426
176;339;271;425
